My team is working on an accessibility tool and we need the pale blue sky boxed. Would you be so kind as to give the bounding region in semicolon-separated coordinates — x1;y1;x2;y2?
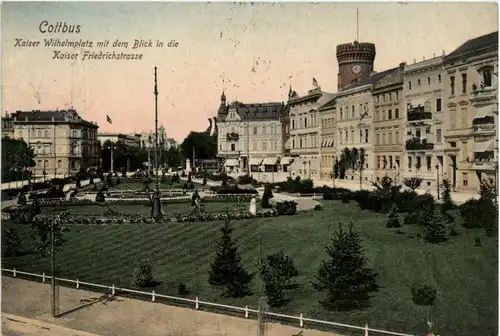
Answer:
2;2;498;141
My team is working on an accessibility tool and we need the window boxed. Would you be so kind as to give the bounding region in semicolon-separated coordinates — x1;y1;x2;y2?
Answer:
219;144;222;150
377;156;380;169
253;127;257;135
428;77;431;85
359;130;363;143
461;73;467;94
408;81;412;90
38;130;42;138
252;142;257;150
340;108;343;120
262;142;267;150
395;131;399;144
418;79;421;86
395;108;399;119
416;128;421;138
339;131;343;144
450;76;455;95
396;91;399;100
436;129;442;143
262;126;267;134
388;109;392;119
436;98;442;112
345;131;348;143
389;156;393;169
299;138;303;148
416;156;421;170
365;129;368;143
483;68;492;87
304;118;307;128
388;132;393;144
438;74;441;83
57;160;62;169
382;133;386;145
382;156;387;169
426;156;432;171
383;95;386;103
292;139;295;148
292;120;295;129
462;172;468;186
408;156;412;169
351;106;355;118
230;143;236;151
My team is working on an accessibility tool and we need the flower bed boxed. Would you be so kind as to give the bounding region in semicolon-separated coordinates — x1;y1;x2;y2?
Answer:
32;194;256;207
32;208;278;224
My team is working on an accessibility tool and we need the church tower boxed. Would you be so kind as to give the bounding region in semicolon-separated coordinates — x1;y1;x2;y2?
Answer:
336;40;376;91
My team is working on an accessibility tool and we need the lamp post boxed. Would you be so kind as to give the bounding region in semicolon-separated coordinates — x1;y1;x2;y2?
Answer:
332;157;337;188
435;164;440;200
151;66;162;218
246;111;250;174
106;143;115;174
308;160;311;179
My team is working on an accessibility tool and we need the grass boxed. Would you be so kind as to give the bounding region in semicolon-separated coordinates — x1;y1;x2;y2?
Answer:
107;180;205;191
2;201;497;336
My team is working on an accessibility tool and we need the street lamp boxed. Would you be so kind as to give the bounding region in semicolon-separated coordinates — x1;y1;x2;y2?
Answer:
435;164;440;200
151;66;162;219
105;143;115;174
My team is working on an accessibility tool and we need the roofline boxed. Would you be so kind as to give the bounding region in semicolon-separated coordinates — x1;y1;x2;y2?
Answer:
443;44;498;63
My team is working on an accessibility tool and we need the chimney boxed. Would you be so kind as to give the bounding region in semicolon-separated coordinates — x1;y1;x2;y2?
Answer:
399;62;406;70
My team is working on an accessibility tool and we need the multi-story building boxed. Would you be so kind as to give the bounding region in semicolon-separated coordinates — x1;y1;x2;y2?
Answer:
216;91;286;173
288;84;335;179
443;31;498;191
98;132;140;147
9;109;99;177
137;126;168;149
319;97;337;180
402;56;446;191
372;63;405;183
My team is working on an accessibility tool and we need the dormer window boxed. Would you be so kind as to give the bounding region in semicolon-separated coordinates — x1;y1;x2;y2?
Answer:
482;67;493;87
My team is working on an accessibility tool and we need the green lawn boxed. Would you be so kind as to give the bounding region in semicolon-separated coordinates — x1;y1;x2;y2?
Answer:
109;180;204;191
2;201;497;335
40;201;250;216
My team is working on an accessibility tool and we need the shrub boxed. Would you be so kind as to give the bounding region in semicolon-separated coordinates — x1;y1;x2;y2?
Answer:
132;258;154;288
237;174;255;185
260;250;299;308
2;227;21;257
410;285;437;306
261;184;273;209
314;204;323;211
95;192;105;203
474;237;482;247
202;176;207;186
386;205;401;228
276;201;297;215
440;179;454;213
459;198;484;229
177;282;189;296
423;207;448;244
403;177;423;191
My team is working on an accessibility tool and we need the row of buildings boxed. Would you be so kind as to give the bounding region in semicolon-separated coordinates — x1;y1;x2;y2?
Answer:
2;109;178;177
215;31;498;192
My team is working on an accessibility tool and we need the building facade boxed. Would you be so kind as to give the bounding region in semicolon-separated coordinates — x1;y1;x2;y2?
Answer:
10;109;99;177
372;63;405;183
288;85;335;179
98;132;140;147
443;31;498;191
216;92;286;174
402;56;446;191
319;97;337;180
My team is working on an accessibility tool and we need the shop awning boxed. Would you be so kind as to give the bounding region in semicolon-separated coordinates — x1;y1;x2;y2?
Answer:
280;157;292;165
249;157;263;165
473;139;495;152
224;159;239;166
327;139;334;147
409;97;429;107
321;140;326;147
263;157;278;165
474;105;497;119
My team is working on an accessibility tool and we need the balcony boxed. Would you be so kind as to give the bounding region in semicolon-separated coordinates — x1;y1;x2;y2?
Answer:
473;123;496;135
405;137;434;151
472;158;497;171
407;112;432;122
226;132;239;141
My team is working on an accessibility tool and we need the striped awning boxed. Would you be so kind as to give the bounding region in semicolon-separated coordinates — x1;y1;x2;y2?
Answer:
263;157;278;165
410;97;429;107
224;159;238;166
473;139;495;152
249;157;263;165
474;105;497;119
321;140;326;147
280;157;292;165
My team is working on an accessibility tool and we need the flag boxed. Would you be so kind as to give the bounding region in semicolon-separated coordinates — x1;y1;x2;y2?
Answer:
364;324;369;336
358;106;369;125
106;115;112;124
312;77;319;88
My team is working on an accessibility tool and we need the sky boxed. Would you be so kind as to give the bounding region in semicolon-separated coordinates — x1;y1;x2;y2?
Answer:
1;2;498;142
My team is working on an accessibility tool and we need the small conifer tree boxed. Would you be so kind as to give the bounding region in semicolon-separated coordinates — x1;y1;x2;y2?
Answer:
386;204;401;228
423;207;449;244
